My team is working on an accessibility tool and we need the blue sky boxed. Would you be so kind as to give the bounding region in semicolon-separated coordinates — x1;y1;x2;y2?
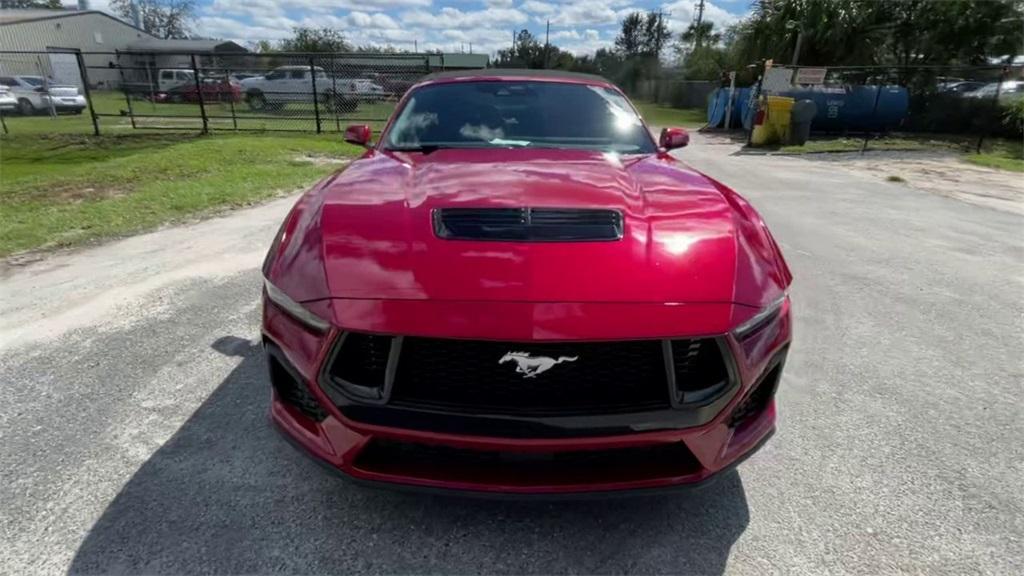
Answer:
69;1;750;56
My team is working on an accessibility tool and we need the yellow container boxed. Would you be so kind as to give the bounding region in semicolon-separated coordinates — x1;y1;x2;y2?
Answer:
766;96;795;143
750;122;771;146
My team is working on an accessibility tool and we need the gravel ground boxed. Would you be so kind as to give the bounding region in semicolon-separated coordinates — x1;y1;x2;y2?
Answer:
1;134;1022;575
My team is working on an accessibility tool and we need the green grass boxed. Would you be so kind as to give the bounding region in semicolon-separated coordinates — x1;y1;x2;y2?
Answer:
776;134;1024;172
633;101;706;128
0;132;361;256
963;140;1024;172
776;136;958;155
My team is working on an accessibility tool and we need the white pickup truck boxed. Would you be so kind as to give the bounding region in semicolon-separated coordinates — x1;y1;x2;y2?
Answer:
239;66;359;112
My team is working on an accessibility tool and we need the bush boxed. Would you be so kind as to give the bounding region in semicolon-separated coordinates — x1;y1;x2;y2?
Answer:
1003;98;1024;136
905;93;1007;135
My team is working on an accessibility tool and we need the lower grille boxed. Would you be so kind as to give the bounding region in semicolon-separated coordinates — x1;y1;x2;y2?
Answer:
354;439;701;486
267;348;326;422
390;338;669;415
729;364;780;428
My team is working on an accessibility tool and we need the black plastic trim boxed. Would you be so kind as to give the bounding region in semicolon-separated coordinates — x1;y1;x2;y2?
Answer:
319;333;403;405
273;416;775;500
264;340;328;422
433;207;624;242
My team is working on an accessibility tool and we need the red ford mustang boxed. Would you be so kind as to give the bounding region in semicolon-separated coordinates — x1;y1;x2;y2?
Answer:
261;70;792;497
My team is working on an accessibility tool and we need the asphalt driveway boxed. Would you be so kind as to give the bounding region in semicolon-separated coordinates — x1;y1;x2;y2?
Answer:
1;134;1021;575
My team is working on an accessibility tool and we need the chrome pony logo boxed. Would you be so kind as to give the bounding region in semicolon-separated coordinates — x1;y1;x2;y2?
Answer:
499;351;578;379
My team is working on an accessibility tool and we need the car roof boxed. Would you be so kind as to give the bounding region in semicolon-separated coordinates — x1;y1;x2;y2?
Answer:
420;68;615;87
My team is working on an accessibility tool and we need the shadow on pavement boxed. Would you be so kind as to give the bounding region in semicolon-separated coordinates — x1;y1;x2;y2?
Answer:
69;338;750;575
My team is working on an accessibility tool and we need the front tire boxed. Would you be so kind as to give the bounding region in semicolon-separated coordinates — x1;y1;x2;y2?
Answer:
17;98;34;116
247;92;266;111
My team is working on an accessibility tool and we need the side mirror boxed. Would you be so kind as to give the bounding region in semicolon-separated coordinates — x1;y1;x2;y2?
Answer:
344;124;372;148
659;127;690;150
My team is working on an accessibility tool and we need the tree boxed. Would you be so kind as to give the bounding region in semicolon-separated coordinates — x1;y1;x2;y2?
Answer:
111;0;196;39
727;0;1022;68
681;21;721;50
615;12;645;57
0;0;62;8
278;27;352;53
641;11;670;57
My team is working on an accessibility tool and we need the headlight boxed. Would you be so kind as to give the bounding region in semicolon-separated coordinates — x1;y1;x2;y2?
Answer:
733;293;786;341
264;279;330;333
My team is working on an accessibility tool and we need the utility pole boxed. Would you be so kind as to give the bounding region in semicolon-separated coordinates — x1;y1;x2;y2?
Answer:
694;0;706;47
544;19;550;69
414;39;418;52
791;30;803;65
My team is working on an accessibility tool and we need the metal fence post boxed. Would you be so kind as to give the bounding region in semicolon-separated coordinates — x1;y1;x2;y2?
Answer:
190;53;208;134
977;66;1008;153
114;50;136;130
225;65;238;130
1;111;8;135
861;81;884;155
310;58;322;134
75;51;100;136
331;55;340;133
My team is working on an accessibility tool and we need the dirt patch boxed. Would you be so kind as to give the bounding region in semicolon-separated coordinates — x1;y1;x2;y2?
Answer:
798;150;1024;214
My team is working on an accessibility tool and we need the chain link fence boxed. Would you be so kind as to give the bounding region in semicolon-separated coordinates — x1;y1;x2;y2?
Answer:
0;50;461;136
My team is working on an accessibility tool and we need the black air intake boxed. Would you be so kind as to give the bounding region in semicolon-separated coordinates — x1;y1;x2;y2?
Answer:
434;207;623;242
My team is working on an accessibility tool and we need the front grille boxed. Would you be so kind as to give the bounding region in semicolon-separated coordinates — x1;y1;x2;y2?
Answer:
434;207;623;242
671;339;731;403
389;338;669;415
354;439;701;486
327;332;392;388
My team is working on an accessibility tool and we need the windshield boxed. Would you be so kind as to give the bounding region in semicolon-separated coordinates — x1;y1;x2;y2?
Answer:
20;77;45;87
384;80;656;153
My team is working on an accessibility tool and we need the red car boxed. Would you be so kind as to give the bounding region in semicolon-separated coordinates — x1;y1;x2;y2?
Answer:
157;79;241;103
262;70;792;497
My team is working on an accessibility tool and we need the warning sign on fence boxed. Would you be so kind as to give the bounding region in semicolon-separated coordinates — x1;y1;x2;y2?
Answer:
794;68;828;85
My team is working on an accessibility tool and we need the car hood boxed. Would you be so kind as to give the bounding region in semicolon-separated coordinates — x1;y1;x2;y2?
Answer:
273;148;787;307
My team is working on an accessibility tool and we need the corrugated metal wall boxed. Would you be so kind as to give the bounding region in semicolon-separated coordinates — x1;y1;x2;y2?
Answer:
0;12;152;88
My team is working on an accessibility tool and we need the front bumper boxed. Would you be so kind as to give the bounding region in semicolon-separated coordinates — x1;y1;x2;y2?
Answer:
263;298;790;496
41;95;87;110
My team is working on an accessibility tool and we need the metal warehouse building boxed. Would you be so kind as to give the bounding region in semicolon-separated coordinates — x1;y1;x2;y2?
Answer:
0;9;246;89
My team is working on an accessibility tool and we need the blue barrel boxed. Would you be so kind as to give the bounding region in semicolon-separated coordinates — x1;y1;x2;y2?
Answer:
706;87;754;129
780;85;908;131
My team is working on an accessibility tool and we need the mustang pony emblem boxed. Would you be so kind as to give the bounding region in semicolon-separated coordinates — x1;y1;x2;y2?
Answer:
499;351;578;379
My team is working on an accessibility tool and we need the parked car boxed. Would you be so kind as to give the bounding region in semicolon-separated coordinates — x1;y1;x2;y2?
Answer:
0;84;17;113
261;70;793;497
0;75;87;115
351;79;386;102
158;77;241;103
937;80;986;95
239;66;358;112
965;80;1024;101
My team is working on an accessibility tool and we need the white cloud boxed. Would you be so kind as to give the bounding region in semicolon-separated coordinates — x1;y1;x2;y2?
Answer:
348;11;401;29
541;2;639;26
521;0;556;15
661;1;744;32
401;7;527;29
482;0;515;7
196;16;294;42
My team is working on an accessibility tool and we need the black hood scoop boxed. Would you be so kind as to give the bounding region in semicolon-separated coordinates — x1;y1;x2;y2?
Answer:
433;207;623;242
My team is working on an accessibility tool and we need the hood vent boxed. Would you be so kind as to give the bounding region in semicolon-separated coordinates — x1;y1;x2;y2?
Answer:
434;208;623;242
